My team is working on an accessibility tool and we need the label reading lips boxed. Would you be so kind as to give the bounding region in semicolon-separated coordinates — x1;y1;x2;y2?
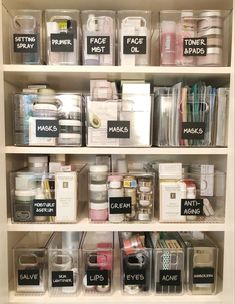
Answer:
87;270;108;286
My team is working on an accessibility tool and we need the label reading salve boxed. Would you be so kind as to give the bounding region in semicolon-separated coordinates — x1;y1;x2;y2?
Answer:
87;270;108;286
52;271;73;287
36;120;59;138
124;269;146;285
50;33;74;52
123;36;147;54
33;199;56;217
159;270;181;286
13;34;38;53
181;199;203;216
109;197;132;214
193;267;215;284
181;122;206;140
87;36;110;54
183;38;207;56
107;121;130;138
18;269;40;286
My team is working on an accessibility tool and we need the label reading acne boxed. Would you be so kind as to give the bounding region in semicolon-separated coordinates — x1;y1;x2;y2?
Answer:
33;199;56;217
50;33;74;52
13;34;38;53
107;121;130;138
87;36;110;54
87;270;108;286
52;271;73;287
124;269;146;285
36;120;59;138
109;197;132;214
123;36;147;54
159;270;181;286
183;38;207;56
181;199;204;216
18;269;40;286
193;267;215;284
181;122;206;140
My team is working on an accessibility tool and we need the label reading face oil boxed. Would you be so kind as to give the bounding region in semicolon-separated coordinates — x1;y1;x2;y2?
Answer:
123;36;147;54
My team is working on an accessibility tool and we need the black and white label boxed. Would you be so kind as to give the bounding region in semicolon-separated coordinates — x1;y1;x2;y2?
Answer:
181;199;203;216
193;267;215;284
123;36;147;54
183;38;207;56
87;36;110;54
33;199;56;217
50;33;74;52
52;271;73;287
18;269;40;286
13;34;38;53
107;121;130;138
181;122;206;140
159;270;181;286
124;269;146;285
109;197;132;214
36;120;59;138
86;270;108;286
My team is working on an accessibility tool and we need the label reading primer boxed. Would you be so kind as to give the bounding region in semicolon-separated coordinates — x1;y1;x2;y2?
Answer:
183;38;207;56
51;33;74;52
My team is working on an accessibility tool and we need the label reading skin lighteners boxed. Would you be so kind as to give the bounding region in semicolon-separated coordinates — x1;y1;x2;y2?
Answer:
52;271;73;287
123;36;147;54
51;33;74;52
181;199;204;216
18;269;40;286
159;270;181;286
36;120;59;138
87;270;108;286
124;269;146;285
183;38;207;56
107;121;130;138
33;199;56;217
181;122;206;140
109;197;132;214
87;36;110;54
13;34;38;53
193;267;215;284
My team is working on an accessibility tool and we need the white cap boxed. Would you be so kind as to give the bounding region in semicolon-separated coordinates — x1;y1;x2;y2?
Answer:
33;103;57;111
15;189;36;197
181;10;193;18
28;156;48;163
59;120;81;126
198;28;222;36
89;165;108;172
199;10;222;18
89;184;107;191
161;21;176;33
90;202;108;210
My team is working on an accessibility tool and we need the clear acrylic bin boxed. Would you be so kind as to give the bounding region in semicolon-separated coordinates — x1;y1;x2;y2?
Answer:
81;232;114;295
81;10;115;65
151;232;185;295
13;92;83;146
159;164;226;223
180;232;219;295
119;232;153;295
48;232;82;296
118;11;151;66
160;10;231;66
86;94;152;147
153;89;229;147
10;10;42;64
13;232;53;295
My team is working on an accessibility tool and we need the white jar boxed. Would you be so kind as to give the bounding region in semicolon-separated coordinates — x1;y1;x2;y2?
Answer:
89;165;108;184
108;188;124;223
28;156;48;173
89;184;107;202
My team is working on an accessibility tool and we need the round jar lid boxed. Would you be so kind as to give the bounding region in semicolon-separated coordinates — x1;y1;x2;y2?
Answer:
28;156;48;163
59;133;81;139
198;28;222;36
199;10;222;18
89;184;107;191
89;165;108;173
181;10;194;17
59;120;81;126
206;47;223;54
33;103;57;111
108;175;123;182
90;202;108;210
15;189;36;197
38;88;55;95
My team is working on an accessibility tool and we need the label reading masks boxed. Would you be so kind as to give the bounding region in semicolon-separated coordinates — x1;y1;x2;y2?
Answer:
107;121;130;138
181;122;206;140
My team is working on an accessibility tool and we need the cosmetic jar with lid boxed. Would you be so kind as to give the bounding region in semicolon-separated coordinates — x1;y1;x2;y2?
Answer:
197;46;222;66
58;120;82;146
108;175;123;189
137;208;151;221
89;184;107;202
138;192;152;207
124;188;137;205
138;178;152;193
89;202;108;221
14;189;35;222
123;175;137;188
28;156;48;173
89;165;108;184
32;103;58;117
58;94;82;120
198;10;222;30
15;172;37;190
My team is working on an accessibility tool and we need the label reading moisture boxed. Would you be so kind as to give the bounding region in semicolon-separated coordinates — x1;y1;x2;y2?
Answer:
109;197;132;214
36;120;59;138
107;121;130;138
52;271;73;287
183;38;207;56
87;36;110;54
18;269;40;286
124;269;146;285
159;270;181;286
181;199;203;216
181;122;206;140
13;34;38;53
33;199;56;217
193;267;215;284
87;270;108;286
51;33;74;52
123;36;147;54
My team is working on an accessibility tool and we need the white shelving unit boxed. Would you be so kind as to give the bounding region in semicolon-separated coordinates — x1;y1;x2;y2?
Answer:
0;0;234;304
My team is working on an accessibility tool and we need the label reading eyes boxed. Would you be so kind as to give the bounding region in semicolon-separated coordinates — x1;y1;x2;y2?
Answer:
50;33;74;52
183;38;207;56
52;271;73;287
87;36;110;54
107;121;130;138
193;267;215;284
124;269;146;285
87;270;108;286
123;36;147;54
18;269;40;286
159;270;181;286
33;199;56;217
36;120;59;138
181;122;206;140
13;34;38;53
109;197;132;214
181;199;204;216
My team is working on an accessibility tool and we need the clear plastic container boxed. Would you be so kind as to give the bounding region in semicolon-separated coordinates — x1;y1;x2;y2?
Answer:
10;10;42;64
81;10;115;65
13;232;53;295
118;11;151;66
119;232;153;295
81;232;114;295
45;10;80;65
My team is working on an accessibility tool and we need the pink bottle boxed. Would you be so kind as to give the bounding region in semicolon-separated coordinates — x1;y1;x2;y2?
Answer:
160;20;176;65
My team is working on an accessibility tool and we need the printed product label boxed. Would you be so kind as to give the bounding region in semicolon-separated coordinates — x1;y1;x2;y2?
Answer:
183;38;207;56
123;36;147;54
181;199;204;216
51;33;74;52
13;34;38;53
107;121;130;138
193;267;215;284
109;197;132;214
52;271;73;287
124;269;146;285
159;270;181;286
87;36;110;54
18;269;40;286
86;270;108;286
33;199;56;217
181;122;206;140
